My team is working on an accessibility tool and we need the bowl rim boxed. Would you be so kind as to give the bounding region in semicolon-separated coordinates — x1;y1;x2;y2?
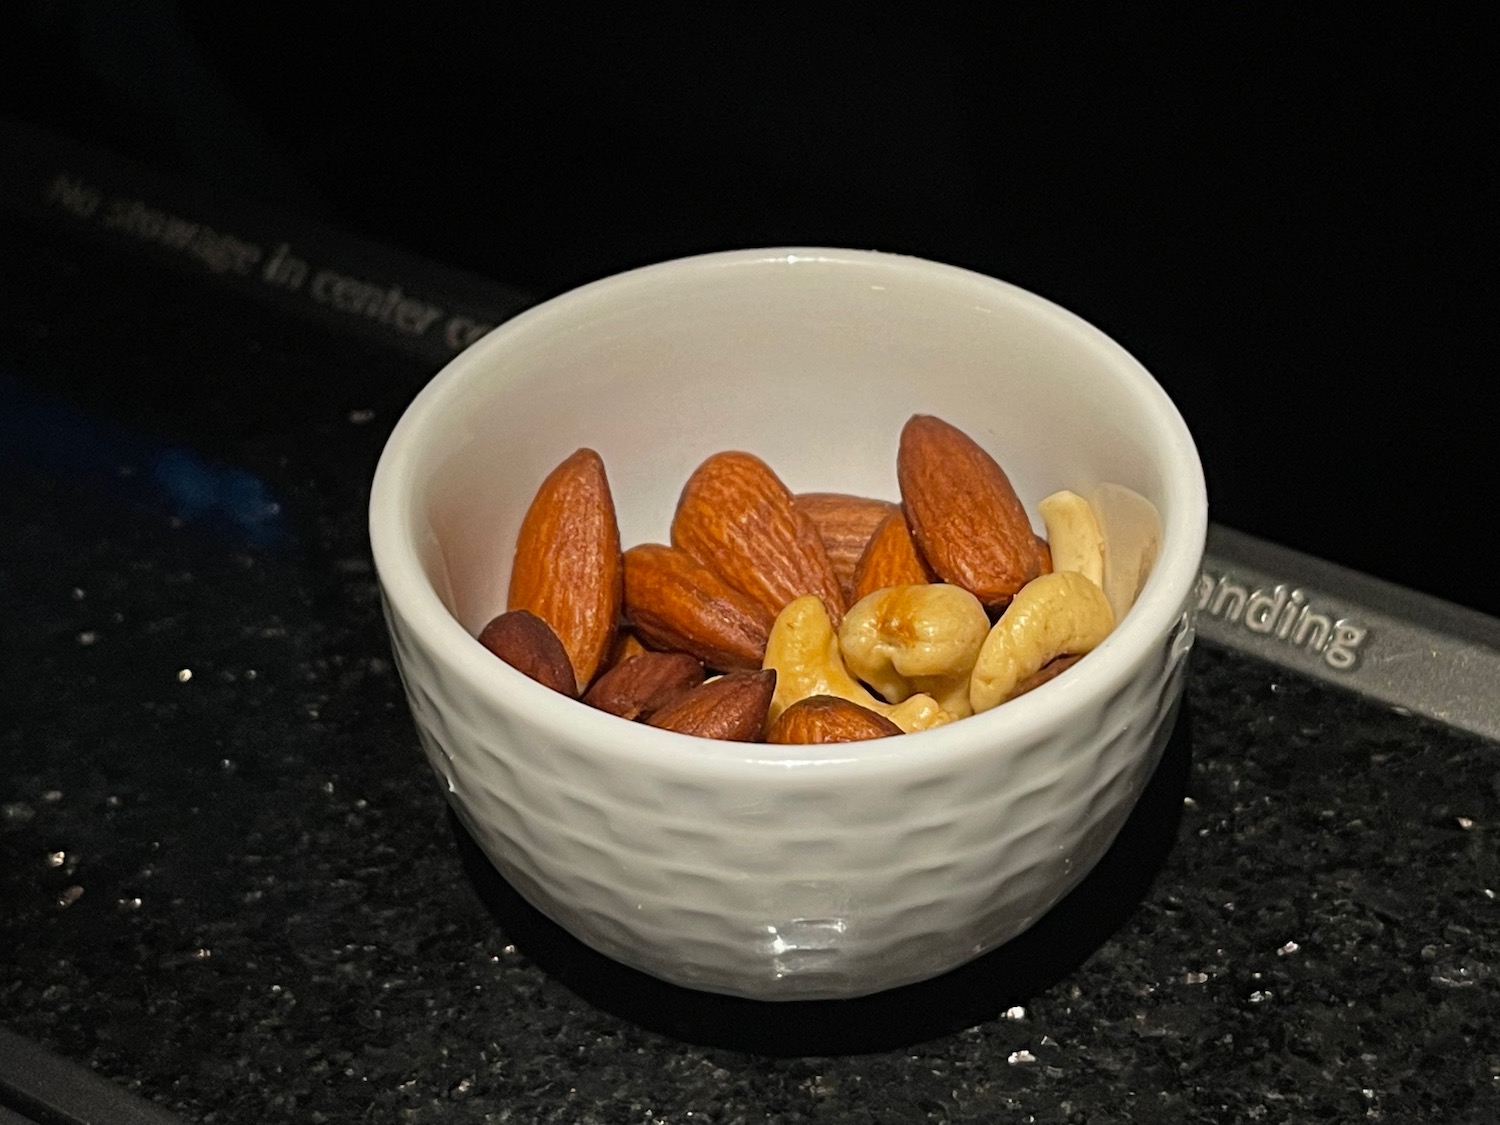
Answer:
368;246;1208;778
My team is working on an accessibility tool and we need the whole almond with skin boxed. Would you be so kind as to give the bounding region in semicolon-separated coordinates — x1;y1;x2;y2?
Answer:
794;492;900;605
600;629;649;675
477;610;578;697
851;510;934;603
647;669;777;741
672;452;846;623
583;650;704;721
1035;535;1053;576
1010;653;1082;699
765;695;903;744
897;415;1042;612
507;448;622;691
622;543;772;672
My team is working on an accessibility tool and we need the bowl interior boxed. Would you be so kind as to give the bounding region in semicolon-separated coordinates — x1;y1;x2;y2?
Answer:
383;249;1202;646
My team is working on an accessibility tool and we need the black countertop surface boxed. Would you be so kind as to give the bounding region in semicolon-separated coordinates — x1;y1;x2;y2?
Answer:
2;124;1498;1124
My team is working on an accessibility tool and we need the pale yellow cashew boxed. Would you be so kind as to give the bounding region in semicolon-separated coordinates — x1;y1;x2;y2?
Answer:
969;571;1115;714
762;596;954;733
1088;483;1162;622
1037;489;1105;589
838;584;990;718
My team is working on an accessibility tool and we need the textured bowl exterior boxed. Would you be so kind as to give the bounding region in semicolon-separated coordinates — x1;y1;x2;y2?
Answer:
369;247;1208;1000
384;588;1196;998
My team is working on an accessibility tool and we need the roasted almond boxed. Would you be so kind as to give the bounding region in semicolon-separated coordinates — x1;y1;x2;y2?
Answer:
1035;534;1053;576
765;695;903;744
600;629;649;674
1010;653;1083;698
793;492;900;605
897;415;1042;612
583;650;704;721
622;543;772;672
850;510;934;603
647;669;777;741
507;448;622;691
477;610;578;697
672;451;846;623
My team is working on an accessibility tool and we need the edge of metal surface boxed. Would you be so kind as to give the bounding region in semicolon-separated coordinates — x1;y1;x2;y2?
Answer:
10;114;1497;744
0;1029;186;1125
1199;524;1500;743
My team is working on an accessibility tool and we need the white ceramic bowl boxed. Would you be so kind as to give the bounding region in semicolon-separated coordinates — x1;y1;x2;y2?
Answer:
369;248;1207;1000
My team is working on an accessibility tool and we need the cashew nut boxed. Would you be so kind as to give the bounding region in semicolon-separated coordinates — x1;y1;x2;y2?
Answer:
969;571;1115;713
1088;483;1162;622
1037;489;1105;589
762;595;954;733
838;584;990;718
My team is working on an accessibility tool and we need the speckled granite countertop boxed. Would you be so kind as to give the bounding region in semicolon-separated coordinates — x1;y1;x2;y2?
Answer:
3;145;1498;1125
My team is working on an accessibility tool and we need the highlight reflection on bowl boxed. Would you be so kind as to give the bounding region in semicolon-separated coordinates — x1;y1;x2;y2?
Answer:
368;247;1208;1000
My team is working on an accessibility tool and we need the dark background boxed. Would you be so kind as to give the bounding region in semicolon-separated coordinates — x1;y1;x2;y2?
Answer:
2;5;1494;615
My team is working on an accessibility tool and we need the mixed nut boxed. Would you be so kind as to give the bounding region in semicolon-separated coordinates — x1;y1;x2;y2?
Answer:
479;414;1159;744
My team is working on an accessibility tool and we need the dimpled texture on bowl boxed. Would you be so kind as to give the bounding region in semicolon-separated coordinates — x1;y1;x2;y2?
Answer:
370;247;1208;1000
384;588;1194;998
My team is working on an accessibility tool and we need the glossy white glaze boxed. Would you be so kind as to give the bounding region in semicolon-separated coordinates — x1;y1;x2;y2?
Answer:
369;248;1208;999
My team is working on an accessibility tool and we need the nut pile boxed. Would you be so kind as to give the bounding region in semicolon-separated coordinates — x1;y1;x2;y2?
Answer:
478;414;1157;744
